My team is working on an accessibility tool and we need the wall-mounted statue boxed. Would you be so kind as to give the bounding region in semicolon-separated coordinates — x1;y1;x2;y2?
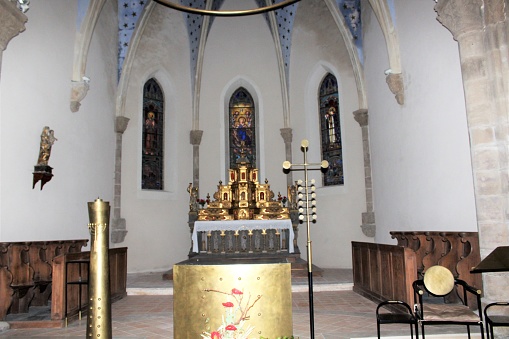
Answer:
37;126;57;166
33;126;57;190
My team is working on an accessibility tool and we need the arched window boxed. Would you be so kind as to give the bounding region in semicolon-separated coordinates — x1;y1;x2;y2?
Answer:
229;87;256;168
319;73;344;186
142;78;164;190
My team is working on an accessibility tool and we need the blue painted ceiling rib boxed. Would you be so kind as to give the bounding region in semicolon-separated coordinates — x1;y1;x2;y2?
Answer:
118;0;148;81
337;0;362;62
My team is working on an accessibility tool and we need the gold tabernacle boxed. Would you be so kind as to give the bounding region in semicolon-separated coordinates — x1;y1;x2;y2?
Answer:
198;156;290;221
87;198;112;338
173;260;293;338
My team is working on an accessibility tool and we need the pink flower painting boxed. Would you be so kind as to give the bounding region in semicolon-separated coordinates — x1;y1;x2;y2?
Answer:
201;286;262;339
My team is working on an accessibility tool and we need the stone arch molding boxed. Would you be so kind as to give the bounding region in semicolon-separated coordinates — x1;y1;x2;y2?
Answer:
138;68;179;193
323;0;367;109
70;0;107;112
304;62;343;165
367;0;405;105
306;62;376;237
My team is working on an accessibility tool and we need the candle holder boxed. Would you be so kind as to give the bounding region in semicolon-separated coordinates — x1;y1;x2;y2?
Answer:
282;139;328;339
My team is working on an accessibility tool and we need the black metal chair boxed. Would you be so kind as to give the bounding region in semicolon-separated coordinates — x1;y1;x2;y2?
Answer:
413;265;484;339
376;300;418;339
484;302;509;339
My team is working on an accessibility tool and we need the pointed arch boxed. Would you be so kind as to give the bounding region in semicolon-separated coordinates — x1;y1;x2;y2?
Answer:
220;77;264;176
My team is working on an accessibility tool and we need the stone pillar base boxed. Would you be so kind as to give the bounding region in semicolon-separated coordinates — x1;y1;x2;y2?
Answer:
360;224;376;238
111;218;128;243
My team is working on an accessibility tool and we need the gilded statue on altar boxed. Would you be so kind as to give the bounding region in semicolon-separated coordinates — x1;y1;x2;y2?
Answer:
196;158;290;221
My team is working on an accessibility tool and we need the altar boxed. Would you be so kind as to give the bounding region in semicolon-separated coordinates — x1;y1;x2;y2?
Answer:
170;151;319;282
192;219;294;254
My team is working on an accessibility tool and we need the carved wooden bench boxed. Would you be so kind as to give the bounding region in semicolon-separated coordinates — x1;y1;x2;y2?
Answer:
0;239;88;320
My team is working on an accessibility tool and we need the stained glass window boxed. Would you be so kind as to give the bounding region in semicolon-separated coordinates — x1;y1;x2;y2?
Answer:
319;73;344;186
229;88;256;168
142;78;164;190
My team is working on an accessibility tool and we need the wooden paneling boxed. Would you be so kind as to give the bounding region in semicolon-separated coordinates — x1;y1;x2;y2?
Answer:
0;240;88;320
51;247;127;321
352;241;417;307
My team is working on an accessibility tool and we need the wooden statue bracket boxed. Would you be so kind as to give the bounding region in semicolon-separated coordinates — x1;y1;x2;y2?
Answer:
33;165;53;190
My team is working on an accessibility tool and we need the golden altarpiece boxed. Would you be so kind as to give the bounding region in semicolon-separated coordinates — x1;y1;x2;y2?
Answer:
186;156;304;265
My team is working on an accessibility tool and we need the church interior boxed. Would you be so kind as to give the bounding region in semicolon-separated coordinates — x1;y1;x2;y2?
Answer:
1;0;508;337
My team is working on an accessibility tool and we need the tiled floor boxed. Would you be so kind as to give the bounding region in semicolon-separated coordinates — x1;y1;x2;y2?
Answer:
0;269;482;338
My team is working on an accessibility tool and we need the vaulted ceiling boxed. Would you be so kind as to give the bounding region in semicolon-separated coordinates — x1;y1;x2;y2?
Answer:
117;0;362;83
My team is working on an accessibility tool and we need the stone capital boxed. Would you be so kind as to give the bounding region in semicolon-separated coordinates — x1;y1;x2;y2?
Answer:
115;116;130;134
190;130;203;146
435;0;484;40
353;109;368;127
0;0;27;52
280;127;293;143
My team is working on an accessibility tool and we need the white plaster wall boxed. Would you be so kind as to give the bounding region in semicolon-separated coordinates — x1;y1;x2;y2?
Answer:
289;0;369;268
0;1;117;242
120;7;193;272
199;0;288;196
363;0;478;245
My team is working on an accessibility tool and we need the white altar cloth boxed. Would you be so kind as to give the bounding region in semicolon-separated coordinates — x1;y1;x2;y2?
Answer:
192;219;294;253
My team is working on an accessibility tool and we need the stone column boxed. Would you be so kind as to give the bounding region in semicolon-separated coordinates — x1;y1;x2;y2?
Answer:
280;127;293;187
190;130;203;191
111;116;130;244
0;0;27;79
354;109;376;237
435;0;509;305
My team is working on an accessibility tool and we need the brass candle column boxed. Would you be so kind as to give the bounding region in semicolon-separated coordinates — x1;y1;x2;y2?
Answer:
87;198;112;338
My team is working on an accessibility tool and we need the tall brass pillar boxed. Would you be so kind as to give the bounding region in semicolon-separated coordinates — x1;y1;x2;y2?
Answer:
87;198;112;338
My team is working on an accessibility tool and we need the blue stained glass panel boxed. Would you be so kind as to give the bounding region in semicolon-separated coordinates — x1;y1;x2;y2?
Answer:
229;88;256;168
142;78;164;190
319;73;344;186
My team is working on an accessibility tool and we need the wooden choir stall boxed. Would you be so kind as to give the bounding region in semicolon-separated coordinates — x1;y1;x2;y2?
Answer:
0;239;127;327
352;231;482;308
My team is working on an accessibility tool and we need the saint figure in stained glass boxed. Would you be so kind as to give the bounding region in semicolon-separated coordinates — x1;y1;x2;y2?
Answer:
229;88;256;168
319;73;344;186
142;78;164;190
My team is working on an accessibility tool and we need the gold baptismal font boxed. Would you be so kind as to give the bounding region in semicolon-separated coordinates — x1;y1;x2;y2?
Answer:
197;157;290;221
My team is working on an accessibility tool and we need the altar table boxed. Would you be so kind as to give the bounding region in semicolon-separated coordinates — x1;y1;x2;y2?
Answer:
192;219;294;253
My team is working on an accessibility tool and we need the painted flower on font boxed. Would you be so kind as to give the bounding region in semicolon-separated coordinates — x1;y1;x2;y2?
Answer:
231;288;243;295
201;287;261;339
225;324;237;331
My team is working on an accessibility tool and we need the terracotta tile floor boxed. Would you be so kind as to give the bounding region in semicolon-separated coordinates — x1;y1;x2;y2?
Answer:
0;269;483;338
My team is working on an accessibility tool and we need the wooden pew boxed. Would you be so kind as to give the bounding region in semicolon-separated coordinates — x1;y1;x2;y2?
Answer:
390;231;481;286
0;239;88;321
6;242;35;314
51;247;127;322
28;242;52;306
352;241;417;307
0;243;14;320
389;231;482;308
